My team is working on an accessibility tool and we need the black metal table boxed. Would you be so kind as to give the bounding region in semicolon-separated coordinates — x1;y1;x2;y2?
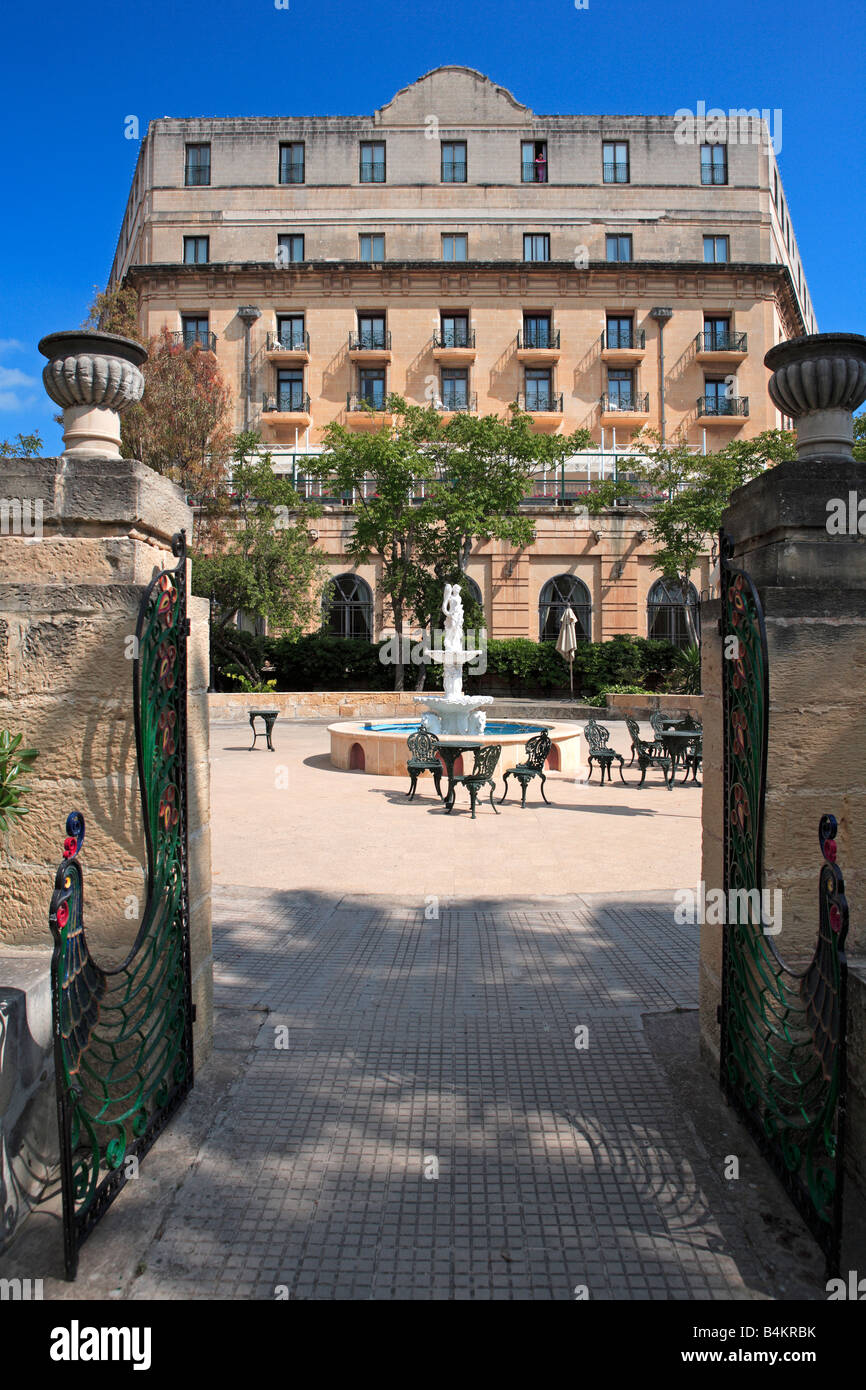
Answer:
435;739;482;810
661;729;702;780
249;708;279;751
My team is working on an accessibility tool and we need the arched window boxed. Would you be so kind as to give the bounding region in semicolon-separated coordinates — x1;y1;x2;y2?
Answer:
538;575;591;642
647;578;700;647
323;573;373;640
463;576;483;609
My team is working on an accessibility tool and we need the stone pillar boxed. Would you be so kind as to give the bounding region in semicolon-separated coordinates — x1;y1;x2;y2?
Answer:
699;335;866;1176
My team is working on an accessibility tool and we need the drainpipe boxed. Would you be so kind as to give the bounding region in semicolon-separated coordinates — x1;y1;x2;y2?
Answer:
237;305;262;430
650;306;673;445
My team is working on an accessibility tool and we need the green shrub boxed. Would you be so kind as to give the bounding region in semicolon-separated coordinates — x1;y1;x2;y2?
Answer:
0;731;38;833
583;685;654;708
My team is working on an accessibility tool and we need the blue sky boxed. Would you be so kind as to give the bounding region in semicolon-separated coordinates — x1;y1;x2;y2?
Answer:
1;0;863;452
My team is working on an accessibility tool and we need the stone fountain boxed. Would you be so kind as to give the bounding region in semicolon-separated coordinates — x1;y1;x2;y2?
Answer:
415;582;493;736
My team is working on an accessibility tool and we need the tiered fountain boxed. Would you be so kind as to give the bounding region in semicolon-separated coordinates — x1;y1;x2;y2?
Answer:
414;582;493;736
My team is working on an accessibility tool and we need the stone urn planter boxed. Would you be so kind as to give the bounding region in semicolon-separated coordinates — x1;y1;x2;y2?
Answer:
764;333;866;459
38;330;147;459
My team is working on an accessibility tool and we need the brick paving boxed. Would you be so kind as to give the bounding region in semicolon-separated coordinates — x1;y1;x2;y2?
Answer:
125;885;818;1300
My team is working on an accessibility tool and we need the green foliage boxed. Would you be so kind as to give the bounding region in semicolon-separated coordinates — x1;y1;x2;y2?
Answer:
225;669;277;695
854;412;866;464
583;686;654;708
0;432;43;459
268;634;393;691
667;643;702;695
0;731;38;833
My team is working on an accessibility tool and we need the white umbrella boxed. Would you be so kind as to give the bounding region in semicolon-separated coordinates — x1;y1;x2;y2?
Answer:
556;607;579;696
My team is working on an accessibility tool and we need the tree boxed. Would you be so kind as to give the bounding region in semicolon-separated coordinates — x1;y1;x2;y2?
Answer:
854;411;866;463
83;281;143;344
0;432;43;458
191;432;327;685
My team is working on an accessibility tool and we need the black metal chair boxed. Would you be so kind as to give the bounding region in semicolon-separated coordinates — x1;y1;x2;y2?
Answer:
678;735;703;784
626;721;675;789
445;744;501;818
406;728;443;800
624;714;644;766
499;730;552;808
583;719;625;784
649;710;667;742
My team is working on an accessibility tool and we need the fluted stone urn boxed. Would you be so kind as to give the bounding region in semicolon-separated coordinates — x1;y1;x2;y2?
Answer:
764;333;866;460
38;329;147;459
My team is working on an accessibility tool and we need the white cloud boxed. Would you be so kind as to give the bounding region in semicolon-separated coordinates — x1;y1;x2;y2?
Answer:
0;365;39;412
0;339;26;356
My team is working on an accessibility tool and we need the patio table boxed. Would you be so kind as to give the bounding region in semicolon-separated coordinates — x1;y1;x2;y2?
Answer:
435;739;483;807
661;729;703;781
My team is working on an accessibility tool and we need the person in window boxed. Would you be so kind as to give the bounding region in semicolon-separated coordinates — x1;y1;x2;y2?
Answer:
534;151;547;183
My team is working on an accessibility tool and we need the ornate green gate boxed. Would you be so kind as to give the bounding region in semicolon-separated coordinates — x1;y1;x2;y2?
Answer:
49;532;194;1279
719;531;849;1274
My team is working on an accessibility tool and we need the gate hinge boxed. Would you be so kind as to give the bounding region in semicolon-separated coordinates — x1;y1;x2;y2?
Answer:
182;617;192;636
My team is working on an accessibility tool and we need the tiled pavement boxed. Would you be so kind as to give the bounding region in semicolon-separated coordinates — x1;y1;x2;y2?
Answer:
122;885;824;1300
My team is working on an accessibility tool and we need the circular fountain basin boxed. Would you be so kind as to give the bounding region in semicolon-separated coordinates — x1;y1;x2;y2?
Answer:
328;718;582;777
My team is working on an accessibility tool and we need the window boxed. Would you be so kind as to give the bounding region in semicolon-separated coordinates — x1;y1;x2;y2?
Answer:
773;168;779;209
703;235;729;263
277;234;305;264
539;575;591;643
647;578;700;648
605;315;634;349
276;314;305;349
463;576;483;615
521;140;548;182
523;233;550;262
524;368;553;411
703;315;731;350
359;234;385;261
181;315;210;349
183;236;209;264
275;369;305;411
358;368;385;409
606;368;635;408
440;314;470;348
184;143;210;186
323;574;373;640
523;314;552;348
360;142;386;183
606;234;632;262
701;144;727;185
703;377;731;410
356;314;387;350
441;141;467;183
603;142;629;183
442;233;468;261
279;142;305;184
441;369;469;410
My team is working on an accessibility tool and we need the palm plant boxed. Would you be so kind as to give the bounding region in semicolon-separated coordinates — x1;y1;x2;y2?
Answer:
0;731;38;833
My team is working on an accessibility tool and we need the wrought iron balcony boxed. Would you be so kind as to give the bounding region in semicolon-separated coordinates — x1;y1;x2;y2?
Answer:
698;394;749;417
521;160;548;183
696;329;748;353
601;391;649;413
602;328;645;350
279;164;305;185
433;328;475;349
441;162;467;183
517;328;560;350
170;330;217;352
519;392;563;413
347;392;388;412
701;165;727;185
266;330;310;353
437;392;477;413
263;391;310;414
359;163;386;183
349;329;391;351
602;162;629;183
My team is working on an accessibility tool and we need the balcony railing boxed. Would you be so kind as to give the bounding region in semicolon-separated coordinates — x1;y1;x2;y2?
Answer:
696;329;748;353
518;328;560;350
359;163;386;183
437;392;478;413
267;330;310;353
602;328;645;350
602;162;629;183
349;329;391;351
184;166;210;187
279;164;305;185
441;162;467;183
521;161;548;183
701;165;728;185
698;395;749;417
263;392;310;414
347;393;388;412
519;392;563;413
171;330;217;351
434;328;475;349
601;392;649;413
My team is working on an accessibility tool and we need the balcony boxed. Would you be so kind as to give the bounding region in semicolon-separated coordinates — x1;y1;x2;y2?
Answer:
601;328;646;365
517;329;561;363
521;160;548;183
441;162;467;183
518;391;564;432
265;330;310;363
261;391;312;430
435;392;478;419
169;330;217;352
695;329;748;363
346;393;395;430
348;329;392;363
432;329;476;364
697;395;749;424
600;391;650;427
602;162;629;184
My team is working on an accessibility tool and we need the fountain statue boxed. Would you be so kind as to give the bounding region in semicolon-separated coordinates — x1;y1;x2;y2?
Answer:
415;582;494;736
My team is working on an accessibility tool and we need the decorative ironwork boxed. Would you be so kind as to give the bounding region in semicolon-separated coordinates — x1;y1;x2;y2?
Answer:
583;719;626;785
49;532;193;1280
719;530;848;1274
499;730;552;807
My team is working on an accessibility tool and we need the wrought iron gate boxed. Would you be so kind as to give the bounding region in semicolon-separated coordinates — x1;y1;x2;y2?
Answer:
719;531;849;1274
49;531;194;1279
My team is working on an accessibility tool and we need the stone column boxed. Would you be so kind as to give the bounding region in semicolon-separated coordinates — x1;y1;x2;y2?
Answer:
699;332;866;1192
